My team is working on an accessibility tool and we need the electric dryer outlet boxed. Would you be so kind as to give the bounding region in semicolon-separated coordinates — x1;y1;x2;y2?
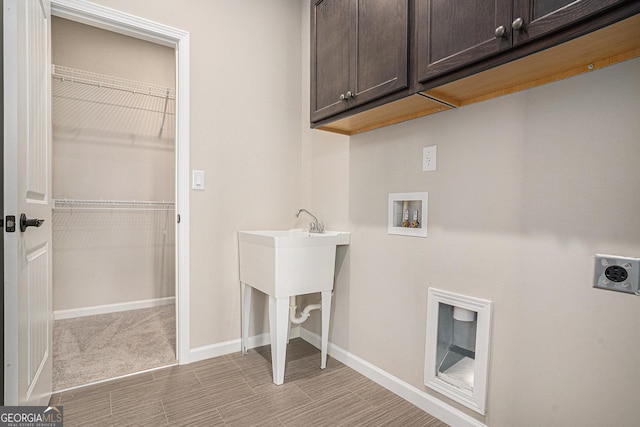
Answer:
593;254;640;295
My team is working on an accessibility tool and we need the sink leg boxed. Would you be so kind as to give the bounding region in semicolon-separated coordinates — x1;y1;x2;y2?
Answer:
269;296;289;385
287;296;293;344
321;290;331;369
241;283;252;355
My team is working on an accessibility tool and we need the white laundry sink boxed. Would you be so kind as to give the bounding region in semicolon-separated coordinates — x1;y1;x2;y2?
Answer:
238;229;350;298
238;228;350;385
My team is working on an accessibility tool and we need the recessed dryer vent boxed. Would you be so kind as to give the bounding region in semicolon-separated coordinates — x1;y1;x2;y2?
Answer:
424;288;492;415
436;306;476;392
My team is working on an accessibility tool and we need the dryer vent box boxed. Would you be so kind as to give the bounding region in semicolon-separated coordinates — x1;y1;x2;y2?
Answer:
424;288;492;415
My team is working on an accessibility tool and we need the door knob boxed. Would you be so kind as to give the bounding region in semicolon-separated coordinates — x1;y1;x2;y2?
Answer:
20;213;45;232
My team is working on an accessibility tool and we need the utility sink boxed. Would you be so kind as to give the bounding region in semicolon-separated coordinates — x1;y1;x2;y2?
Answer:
238;228;350;385
238;229;350;298
238;229;350;246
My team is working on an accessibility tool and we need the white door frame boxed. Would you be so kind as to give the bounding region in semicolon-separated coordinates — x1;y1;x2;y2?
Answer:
50;0;191;363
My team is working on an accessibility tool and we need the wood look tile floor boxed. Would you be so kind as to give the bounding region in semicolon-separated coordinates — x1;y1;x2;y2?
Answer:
49;338;448;427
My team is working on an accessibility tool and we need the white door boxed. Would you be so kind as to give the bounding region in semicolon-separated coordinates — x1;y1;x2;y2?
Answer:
4;0;53;405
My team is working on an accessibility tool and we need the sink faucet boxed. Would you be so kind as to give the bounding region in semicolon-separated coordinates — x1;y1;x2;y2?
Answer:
295;208;324;233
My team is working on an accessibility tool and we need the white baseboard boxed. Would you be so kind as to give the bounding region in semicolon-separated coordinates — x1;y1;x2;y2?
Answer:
189;327;301;364
298;329;487;427
54;296;176;320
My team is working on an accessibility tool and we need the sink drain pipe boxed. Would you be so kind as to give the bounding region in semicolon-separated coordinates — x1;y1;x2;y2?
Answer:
289;296;321;324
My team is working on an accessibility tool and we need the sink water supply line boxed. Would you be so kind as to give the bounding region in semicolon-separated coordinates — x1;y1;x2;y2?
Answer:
289;296;321;324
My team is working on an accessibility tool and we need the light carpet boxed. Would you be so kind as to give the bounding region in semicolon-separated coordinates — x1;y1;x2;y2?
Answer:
53;305;176;391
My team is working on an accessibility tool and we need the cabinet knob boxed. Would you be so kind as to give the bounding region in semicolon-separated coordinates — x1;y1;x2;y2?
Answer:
512;17;524;30
345;90;353;99
339;93;345;101
495;25;506;38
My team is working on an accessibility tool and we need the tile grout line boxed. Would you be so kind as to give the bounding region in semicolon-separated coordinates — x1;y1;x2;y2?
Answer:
292;382;314;402
217;408;230;427
193;367;205;389
159;399;170;426
239;375;254;393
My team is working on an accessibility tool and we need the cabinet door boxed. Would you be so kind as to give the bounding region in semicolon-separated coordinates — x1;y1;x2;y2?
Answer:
311;0;351;121
512;0;628;45
416;0;512;82
350;0;408;106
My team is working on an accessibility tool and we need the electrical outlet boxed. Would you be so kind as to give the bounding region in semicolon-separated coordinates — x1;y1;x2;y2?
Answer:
423;145;437;172
593;254;640;295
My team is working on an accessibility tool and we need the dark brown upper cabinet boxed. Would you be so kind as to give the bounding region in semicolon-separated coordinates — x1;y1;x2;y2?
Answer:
415;0;513;82
311;1;639;135
311;0;409;122
416;0;630;83
511;0;628;45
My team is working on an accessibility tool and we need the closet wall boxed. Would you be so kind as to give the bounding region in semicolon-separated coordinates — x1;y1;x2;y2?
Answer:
51;17;176;312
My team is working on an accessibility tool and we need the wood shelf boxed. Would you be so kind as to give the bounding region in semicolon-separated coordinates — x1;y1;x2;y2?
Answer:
317;93;451;135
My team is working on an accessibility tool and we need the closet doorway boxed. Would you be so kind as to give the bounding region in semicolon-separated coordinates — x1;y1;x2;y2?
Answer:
49;13;183;391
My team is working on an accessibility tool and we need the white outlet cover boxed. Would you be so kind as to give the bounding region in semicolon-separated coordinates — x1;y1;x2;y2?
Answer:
423;145;437;172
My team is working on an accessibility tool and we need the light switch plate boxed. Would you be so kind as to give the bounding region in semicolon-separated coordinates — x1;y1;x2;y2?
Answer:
192;170;205;191
593;254;640;295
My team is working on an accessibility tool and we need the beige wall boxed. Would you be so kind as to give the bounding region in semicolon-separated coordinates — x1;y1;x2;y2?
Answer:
51;17;175;87
81;0;305;345
300;0;640;422
51;18;176;310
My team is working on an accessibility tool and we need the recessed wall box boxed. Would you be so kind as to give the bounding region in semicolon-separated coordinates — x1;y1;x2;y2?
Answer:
388;192;428;237
425;288;492;415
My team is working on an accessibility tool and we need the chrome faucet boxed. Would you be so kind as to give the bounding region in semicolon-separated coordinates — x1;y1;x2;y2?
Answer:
295;208;324;233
